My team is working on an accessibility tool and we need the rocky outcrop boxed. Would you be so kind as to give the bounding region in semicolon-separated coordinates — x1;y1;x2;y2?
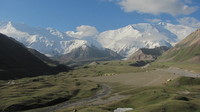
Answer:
128;46;169;61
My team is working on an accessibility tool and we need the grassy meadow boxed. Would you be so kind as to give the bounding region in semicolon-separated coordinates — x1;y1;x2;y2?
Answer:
64;60;154;78
1;60;200;112
0;74;99;112
58;77;200;112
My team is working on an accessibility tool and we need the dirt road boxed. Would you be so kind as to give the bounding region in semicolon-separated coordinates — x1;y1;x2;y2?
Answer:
88;70;179;86
159;68;200;78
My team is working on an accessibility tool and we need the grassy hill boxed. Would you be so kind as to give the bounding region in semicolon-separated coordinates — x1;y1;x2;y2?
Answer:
158;29;200;63
153;29;200;73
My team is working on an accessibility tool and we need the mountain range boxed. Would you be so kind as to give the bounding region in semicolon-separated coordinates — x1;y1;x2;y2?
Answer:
0;21;197;59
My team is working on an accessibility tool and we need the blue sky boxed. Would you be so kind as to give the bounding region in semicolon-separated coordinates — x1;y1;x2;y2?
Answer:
0;0;200;32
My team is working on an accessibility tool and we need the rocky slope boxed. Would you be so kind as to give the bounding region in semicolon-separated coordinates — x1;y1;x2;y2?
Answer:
158;29;200;63
28;48;59;65
59;46;122;67
128;46;170;61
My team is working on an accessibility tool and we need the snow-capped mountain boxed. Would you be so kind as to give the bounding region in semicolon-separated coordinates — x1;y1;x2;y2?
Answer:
158;22;196;44
0;21;95;56
97;22;196;57
0;21;197;58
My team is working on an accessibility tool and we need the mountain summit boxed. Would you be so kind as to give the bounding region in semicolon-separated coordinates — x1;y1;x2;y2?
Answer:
0;21;196;58
0;21;87;56
97;22;195;57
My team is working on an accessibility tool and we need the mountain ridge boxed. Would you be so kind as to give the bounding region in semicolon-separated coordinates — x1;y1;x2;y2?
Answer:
58;45;123;67
0;21;197;58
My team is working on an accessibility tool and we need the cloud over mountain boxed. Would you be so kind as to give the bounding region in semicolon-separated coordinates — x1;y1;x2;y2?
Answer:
178;17;200;28
66;25;99;38
118;0;198;16
145;18;162;23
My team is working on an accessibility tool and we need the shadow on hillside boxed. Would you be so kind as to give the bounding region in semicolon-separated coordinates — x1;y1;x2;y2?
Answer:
129;60;153;67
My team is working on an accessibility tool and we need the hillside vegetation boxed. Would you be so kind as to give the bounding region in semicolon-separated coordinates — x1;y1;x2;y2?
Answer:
158;29;200;63
64;60;153;77
0;74;99;112
57;77;200;112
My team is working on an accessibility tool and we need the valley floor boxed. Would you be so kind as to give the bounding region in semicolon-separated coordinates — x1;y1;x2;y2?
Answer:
1;61;200;112
87;69;179;86
53;68;200;112
30;68;199;112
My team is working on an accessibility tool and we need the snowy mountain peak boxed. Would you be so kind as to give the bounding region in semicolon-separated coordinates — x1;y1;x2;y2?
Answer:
158;22;167;26
97;22;196;57
0;21;15;30
0;22;94;56
60;39;90;54
0;21;30;40
46;27;70;39
0;21;197;58
5;21;13;27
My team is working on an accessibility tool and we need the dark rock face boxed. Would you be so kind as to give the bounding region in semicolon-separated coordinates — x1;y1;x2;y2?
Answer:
58;46;123;67
128;46;169;61
0;33;70;80
28;48;59;65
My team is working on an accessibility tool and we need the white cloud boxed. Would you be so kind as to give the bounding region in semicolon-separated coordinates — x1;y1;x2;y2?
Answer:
66;25;99;38
118;0;198;16
145;18;161;23
177;17;200;28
